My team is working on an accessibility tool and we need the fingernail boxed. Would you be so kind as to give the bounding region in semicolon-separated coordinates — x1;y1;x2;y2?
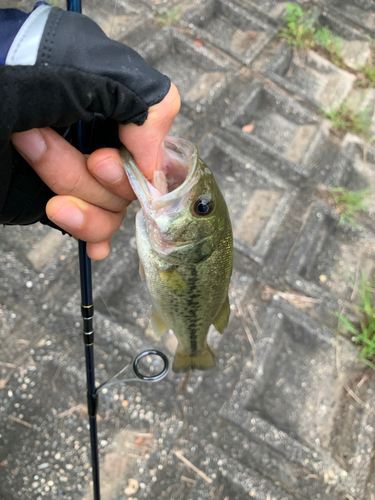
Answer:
12;129;46;162
51;202;84;229
92;159;124;184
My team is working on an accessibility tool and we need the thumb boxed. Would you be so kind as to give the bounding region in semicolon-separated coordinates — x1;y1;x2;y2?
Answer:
118;83;181;180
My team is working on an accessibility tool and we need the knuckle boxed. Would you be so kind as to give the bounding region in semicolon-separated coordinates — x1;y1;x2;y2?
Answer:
50;170;84;195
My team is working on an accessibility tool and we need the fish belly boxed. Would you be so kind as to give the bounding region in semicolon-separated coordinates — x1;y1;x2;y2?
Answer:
135;211;232;372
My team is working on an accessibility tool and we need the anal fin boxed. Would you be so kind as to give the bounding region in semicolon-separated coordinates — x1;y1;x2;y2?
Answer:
213;296;230;334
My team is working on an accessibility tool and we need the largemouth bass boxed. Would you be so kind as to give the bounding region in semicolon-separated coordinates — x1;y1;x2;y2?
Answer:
121;137;233;372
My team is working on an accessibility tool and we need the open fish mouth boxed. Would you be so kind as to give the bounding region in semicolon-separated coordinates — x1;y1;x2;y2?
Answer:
121;137;200;214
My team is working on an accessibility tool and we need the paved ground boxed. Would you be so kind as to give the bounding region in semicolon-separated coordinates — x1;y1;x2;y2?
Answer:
2;0;375;499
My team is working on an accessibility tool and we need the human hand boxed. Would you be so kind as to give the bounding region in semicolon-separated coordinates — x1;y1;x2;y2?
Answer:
11;84;180;260
1;3;178;242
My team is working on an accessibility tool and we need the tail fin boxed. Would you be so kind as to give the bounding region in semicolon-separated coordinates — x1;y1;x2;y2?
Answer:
172;347;216;373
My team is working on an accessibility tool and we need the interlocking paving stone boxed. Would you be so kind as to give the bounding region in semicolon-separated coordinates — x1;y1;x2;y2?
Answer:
210;426;343;500
0;306;183;500
138;27;239;114
335;136;375;228
239;0;291;21
205;444;299;500
117;12;161;48
220;298;375;499
183;0;277;65
3;1;375;499
284;200;375;305
82;0;146;40
221;81;334;177
264;45;356;111
324;0;375;36
318;10;371;70
200;133;296;264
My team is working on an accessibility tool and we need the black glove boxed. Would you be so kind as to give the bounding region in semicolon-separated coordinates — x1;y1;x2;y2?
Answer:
0;4;170;226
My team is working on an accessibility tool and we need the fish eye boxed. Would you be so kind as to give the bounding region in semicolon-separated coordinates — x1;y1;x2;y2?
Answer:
194;197;214;216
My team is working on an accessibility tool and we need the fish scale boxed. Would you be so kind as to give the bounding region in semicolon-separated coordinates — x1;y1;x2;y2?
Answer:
122;137;233;372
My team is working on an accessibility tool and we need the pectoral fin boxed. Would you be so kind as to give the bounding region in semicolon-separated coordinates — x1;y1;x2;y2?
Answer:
151;307;169;336
139;261;146;281
193;243;212;263
157;268;187;293
213;296;230;334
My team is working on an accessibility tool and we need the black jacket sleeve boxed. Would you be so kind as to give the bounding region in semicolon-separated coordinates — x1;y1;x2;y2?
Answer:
0;6;170;227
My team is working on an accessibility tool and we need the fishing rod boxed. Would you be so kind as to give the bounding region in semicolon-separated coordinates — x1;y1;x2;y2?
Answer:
66;2;169;498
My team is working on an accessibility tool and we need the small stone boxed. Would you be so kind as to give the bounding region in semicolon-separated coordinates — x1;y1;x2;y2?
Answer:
319;275;327;283
66;464;73;470
124;478;139;495
26;281;33;288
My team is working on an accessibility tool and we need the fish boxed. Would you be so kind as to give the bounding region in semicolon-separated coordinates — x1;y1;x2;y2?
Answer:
121;137;233;372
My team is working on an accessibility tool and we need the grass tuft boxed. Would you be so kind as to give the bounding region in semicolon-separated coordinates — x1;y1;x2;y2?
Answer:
156;6;181;25
279;3;315;50
324;102;372;141
359;63;375;87
330;187;371;227
314;25;342;66
336;271;375;369
279;3;344;66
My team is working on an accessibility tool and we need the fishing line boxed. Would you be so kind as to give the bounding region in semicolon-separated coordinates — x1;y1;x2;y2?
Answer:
96;288;123;334
108;0;119;39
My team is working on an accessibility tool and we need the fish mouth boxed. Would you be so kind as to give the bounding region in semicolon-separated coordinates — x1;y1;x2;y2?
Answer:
121;137;199;213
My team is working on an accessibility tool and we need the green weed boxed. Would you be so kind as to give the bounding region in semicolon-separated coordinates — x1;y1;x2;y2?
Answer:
330;187;371;227
355;36;375;87
336;271;375;369
156;6;181;25
280;3;344;66
315;25;343;66
360;64;375;87
279;3;315;50
324;102;372;141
